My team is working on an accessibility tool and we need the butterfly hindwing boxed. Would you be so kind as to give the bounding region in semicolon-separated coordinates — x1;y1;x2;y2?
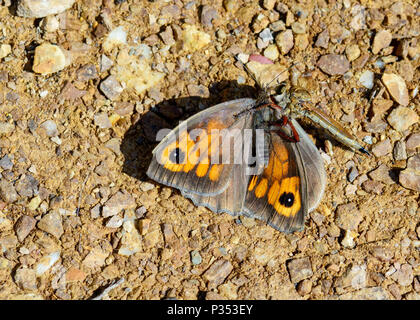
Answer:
243;119;326;233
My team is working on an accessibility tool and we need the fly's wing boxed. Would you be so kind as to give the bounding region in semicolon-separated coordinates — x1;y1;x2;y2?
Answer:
243;119;326;233
147;98;256;197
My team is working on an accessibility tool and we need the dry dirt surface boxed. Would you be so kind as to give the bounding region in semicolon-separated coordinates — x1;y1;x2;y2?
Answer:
0;0;419;300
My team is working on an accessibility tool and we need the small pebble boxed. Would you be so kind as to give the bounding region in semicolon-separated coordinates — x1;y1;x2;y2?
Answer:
187;84;210;98
181;25;211;52
106;215;123;228
35;251;60;276
335;203;362;231
15;174;38;198
14;267;37;291
372;138;392;157
295;34;309;51
99;75;124;100
259;28;273;43
32;43;68;75
372;30;393;54
297;279;312;296
17;0;76;18
345;184;357;196
100;54;114;72
346;44;361;62
359;70;374;89
371;246;394;262
393;140;407;161
138;219;151;235
291;21;306;34
371;99;393;121
368;164;395;185
362;180;384;194
335;264;366;290
263;44;279;61
262;0;276;10
135;206;147;219
14;215;36;242
90;204;101;219
203;259;233;288
341;230;357;248
160;26;175;46
399;155;420;192
102;191;135;217
40;15;59;33
37;211;64;239
350;5;366;31
363;136;373;145
317;54;350;75
94;112;112;129
406;133;420;150
0;44;11;59
0;122;15;135
315;29;329;48
41;120;58;137
118;217;142;256
0;180;18;203
27;195;42;210
287;257;313;283
270;20;286;32
382;73;409;106
190;250;202;265
347;166;359;183
275;29;294;55
223;0;238;12
0;155;13;170
200;5;219;28
391;263;414;286
76;64;98;81
237;75;246;84
103;26;127;52
387;106;418;132
236;53;249;64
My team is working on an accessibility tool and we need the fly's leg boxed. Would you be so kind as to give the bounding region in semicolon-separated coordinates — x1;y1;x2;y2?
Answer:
269;116;300;143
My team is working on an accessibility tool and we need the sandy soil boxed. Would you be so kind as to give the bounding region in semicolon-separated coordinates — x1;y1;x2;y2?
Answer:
0;0;419;300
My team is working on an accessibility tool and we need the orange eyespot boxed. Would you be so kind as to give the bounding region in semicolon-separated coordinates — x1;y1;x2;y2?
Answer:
273;176;301;217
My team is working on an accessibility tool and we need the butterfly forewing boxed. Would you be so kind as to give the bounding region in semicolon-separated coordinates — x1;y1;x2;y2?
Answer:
147;98;256;197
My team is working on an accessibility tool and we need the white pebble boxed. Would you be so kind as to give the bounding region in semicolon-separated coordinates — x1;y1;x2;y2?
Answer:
41;120;58;137
103;26;127;51
39;90;48;98
237;53;249;64
237;75;246;84
35;251;61;276
359;70;374;89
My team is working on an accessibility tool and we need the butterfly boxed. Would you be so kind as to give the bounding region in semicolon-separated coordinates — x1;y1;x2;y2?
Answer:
146;64;369;233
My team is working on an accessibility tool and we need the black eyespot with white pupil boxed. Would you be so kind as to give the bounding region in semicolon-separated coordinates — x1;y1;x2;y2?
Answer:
169;148;185;164
279;192;295;208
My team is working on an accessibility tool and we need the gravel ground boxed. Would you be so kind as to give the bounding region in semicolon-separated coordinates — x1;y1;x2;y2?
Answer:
0;0;419;300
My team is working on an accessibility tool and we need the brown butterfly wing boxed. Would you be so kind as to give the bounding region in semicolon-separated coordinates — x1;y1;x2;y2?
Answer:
243;119;326;233
147;98;255;197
